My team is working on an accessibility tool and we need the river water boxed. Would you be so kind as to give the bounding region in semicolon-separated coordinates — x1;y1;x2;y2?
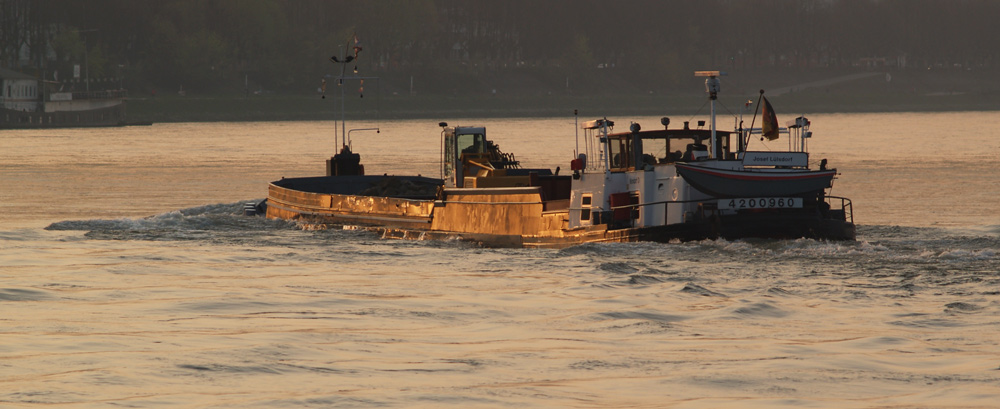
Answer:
2;112;999;408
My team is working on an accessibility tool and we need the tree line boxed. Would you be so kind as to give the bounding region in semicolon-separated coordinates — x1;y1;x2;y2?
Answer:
3;0;997;95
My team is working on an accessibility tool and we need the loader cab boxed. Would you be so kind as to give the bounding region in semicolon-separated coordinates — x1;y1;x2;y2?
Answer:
441;125;488;188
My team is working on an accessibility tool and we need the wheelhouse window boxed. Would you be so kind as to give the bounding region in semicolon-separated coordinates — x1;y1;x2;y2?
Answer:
608;136;632;170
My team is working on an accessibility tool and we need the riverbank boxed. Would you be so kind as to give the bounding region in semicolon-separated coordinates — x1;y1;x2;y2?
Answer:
124;69;1000;122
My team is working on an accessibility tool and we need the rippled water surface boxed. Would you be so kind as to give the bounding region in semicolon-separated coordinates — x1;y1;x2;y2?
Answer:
2;113;999;408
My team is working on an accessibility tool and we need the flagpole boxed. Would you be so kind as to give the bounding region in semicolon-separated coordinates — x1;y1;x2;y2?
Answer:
745;89;764;150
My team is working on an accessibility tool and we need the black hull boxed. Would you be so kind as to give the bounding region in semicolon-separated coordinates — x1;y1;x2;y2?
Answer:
716;212;855;241
636;212;855;243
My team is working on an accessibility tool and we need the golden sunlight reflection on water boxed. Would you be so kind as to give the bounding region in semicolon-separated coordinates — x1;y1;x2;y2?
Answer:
2;112;998;229
1;112;999;408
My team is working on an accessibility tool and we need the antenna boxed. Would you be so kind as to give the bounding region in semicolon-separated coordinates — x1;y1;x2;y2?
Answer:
574;109;579;158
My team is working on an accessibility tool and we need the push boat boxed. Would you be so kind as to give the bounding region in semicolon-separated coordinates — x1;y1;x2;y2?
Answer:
261;71;854;248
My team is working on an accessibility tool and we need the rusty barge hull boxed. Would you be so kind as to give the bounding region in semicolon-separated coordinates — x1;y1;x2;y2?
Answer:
265;175;723;249
266;175;440;230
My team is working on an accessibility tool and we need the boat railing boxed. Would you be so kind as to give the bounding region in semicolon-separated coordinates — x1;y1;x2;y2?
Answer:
601;198;711;228
825;195;853;223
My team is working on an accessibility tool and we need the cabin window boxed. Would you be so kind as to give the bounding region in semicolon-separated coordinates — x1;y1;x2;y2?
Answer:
608;137;635;169
580;194;592;222
458;133;485;155
444;134;456;182
609;140;622;168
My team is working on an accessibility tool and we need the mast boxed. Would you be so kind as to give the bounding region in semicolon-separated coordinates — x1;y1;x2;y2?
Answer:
695;71;726;159
330;44;351;150
329;34;379;152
